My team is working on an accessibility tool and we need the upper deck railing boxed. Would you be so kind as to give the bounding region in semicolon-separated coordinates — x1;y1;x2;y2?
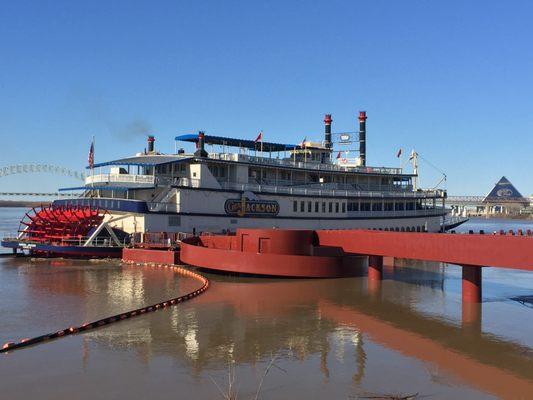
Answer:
176;177;445;199
208;153;404;175
85;173;155;186
80;173;443;201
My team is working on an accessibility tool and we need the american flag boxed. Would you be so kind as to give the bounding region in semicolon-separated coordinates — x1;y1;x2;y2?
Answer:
88;139;94;169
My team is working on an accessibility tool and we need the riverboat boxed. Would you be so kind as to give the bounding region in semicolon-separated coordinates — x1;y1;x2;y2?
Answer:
55;112;447;234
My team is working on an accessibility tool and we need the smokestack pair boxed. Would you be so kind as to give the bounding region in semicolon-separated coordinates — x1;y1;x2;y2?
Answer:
323;111;367;166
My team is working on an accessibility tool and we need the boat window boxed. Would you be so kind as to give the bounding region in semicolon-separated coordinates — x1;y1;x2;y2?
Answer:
308;201;312;212
347;202;359;212
315;202;319;212
293;201;297;212
300;201;305;212
361;202;371;211
168;216;181;227
385;202;394;211
322;202;326;213
342;203;346;213
372;202;383;211
335;202;339;213
328;202;333;213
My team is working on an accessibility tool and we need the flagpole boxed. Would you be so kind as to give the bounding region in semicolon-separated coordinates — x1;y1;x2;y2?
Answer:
91;135;95;193
259;132;263;184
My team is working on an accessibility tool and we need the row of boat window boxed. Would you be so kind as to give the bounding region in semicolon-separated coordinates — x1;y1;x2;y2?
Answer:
293;200;346;213
348;201;418;211
292;200;422;213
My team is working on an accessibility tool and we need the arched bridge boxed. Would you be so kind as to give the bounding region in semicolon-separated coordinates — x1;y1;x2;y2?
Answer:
0;192;81;197
0;164;85;181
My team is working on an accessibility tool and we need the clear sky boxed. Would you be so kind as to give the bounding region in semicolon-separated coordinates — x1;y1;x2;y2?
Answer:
0;0;532;196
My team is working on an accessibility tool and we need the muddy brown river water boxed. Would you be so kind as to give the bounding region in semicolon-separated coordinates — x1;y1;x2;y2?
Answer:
1;208;532;399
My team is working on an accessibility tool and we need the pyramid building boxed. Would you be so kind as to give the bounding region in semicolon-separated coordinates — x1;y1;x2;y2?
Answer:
482;176;529;214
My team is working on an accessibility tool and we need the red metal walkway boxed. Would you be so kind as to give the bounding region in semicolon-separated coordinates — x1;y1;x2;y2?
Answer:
180;228;533;303
317;229;533;303
317;230;533;271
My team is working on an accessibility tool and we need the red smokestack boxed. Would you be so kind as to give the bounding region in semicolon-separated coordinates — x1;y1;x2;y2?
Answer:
324;114;332;152
358;111;367;166
194;131;208;157
147;135;155;153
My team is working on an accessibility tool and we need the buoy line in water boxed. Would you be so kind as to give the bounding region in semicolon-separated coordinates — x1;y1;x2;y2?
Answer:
1;263;209;354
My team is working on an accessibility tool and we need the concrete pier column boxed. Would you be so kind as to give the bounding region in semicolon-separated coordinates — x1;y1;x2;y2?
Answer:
368;255;383;281
462;265;482;303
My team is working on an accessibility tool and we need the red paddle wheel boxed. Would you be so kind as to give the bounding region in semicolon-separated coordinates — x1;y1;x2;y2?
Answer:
19;205;107;245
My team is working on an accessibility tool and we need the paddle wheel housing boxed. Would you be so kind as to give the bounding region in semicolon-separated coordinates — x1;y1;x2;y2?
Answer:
19;205;107;245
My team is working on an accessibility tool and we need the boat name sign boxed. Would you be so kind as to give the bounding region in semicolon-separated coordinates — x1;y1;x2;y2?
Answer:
224;196;280;217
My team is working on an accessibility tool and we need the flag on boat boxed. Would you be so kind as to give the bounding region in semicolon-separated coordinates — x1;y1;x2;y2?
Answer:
396;148;402;158
336;151;342;159
254;131;263;142
88;139;95;169
300;137;307;147
409;149;417;160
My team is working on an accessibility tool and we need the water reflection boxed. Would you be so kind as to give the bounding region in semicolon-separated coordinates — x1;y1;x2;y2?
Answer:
1;257;532;398
83;267;533;397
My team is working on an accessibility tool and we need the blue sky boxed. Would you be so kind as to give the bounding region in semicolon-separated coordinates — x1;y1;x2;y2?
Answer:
0;0;532;196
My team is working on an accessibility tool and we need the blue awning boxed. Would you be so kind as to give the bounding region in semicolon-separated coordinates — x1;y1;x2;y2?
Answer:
175;134;297;152
88;156;192;169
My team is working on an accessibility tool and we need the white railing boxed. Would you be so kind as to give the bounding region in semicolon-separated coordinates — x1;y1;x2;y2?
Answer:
85;173;155;186
2;234;19;242
344;207;446;219
2;235;128;247
208;153;402;175
175;177;444;199
147;202;178;213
